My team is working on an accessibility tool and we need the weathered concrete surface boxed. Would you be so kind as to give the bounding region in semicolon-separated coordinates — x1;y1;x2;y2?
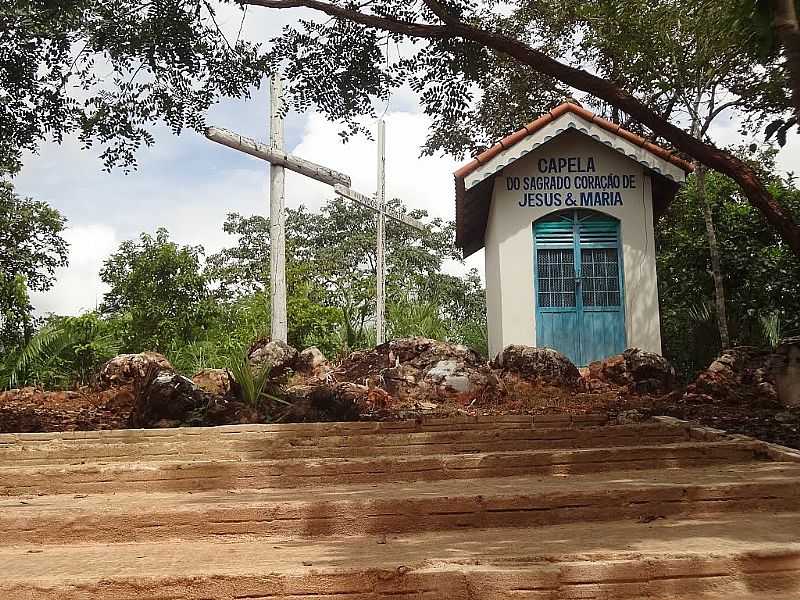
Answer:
0;421;683;465
3;462;799;544
1;515;799;599
0;440;762;495
1;414;800;599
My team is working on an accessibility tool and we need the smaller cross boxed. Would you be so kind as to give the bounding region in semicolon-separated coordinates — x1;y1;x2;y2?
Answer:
334;121;425;345
205;119;425;346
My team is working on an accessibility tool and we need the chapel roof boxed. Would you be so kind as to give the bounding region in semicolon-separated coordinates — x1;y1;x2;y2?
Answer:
453;101;694;257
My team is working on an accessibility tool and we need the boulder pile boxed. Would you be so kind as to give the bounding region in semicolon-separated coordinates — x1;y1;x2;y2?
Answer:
98;352;173;389
491;345;581;387
683;338;800;407
585;348;676;395
247;339;300;378
127;370;213;428
5;336;716;433
333;338;495;403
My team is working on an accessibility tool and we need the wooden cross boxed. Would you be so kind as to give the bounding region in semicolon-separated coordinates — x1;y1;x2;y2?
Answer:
334;121;425;344
205;110;424;346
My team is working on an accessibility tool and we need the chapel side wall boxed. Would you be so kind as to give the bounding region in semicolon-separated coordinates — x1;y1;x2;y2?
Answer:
623;174;662;353
485;181;537;355
484;201;505;358
487;130;662;356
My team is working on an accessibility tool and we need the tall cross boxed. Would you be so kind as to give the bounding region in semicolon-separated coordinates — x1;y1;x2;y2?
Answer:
269;78;287;343
205;114;424;346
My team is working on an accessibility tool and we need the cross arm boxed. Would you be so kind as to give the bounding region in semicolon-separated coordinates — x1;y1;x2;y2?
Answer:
205;126;352;188
334;184;426;232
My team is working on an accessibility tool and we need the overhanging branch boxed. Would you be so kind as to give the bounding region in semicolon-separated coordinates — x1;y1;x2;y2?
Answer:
422;0;457;25
243;0;450;37
245;0;800;256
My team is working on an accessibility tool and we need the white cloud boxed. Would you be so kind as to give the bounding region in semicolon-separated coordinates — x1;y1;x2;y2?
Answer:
17;107;483;315
285;112;460;221
29;224;118;316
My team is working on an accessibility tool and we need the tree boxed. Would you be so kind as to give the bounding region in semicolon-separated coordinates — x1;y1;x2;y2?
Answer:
0;0;268;174
206;196;484;354
205;213;273;297
422;269;487;355
574;0;747;347
732;0;800;131
768;0;800;121
0;182;69;350
99;228;214;352
7;1;800;255
657;148;800;378
245;0;800;257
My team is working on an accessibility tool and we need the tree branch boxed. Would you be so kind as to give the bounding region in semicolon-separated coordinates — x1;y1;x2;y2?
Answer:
422;0;457;25
245;0;800;257
243;0;450;37
700;100;741;138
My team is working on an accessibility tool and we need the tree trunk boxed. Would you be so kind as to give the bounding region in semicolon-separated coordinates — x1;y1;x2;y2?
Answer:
773;0;800;122
695;161;731;349
691;104;730;350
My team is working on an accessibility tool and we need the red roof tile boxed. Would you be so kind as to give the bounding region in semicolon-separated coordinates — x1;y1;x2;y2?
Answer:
455;102;693;181
453;102;693;257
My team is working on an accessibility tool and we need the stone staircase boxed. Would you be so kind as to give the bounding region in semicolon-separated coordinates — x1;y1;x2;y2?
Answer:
1;413;800;599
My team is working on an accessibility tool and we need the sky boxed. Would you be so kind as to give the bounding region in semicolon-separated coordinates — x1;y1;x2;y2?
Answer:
11;5;800;316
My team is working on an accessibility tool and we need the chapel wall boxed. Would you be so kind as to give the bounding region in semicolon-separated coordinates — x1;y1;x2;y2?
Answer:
484;130;662;358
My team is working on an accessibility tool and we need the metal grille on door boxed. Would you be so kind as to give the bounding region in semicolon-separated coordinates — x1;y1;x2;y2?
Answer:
534;211;625;366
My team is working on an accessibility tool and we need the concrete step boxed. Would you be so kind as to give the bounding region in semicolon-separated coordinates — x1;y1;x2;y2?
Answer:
0;439;765;495
0;413;607;449
0;422;688;465
1;512;798;599
3;462;799;544
3;414;797;599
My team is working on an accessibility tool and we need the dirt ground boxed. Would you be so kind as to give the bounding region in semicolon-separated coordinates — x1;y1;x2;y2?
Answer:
0;386;135;433
1;380;797;451
635;394;800;451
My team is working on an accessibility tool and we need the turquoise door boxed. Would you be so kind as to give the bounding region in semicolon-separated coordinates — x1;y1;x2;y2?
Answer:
534;211;626;366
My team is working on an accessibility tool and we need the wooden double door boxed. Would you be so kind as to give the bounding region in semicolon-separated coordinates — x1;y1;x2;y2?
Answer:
533;210;626;366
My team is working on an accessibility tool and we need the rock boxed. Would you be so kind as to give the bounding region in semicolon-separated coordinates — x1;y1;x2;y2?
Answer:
775;338;800;408
415;400;439;411
247;339;299;377
282;381;390;421
587;348;675;395
444;375;472;393
204;397;248;425
98;352;173;389
617;409;645;425
426;360;473;393
295;347;330;377
491;345;580;387
334;338;493;404
128;370;211;428
191;369;232;397
684;346;781;405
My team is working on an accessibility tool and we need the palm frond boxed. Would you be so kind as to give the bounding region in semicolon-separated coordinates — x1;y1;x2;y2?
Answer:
228;352;274;408
3;325;78;389
1;315;124;390
687;301;715;325
388;299;447;341
759;312;782;349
